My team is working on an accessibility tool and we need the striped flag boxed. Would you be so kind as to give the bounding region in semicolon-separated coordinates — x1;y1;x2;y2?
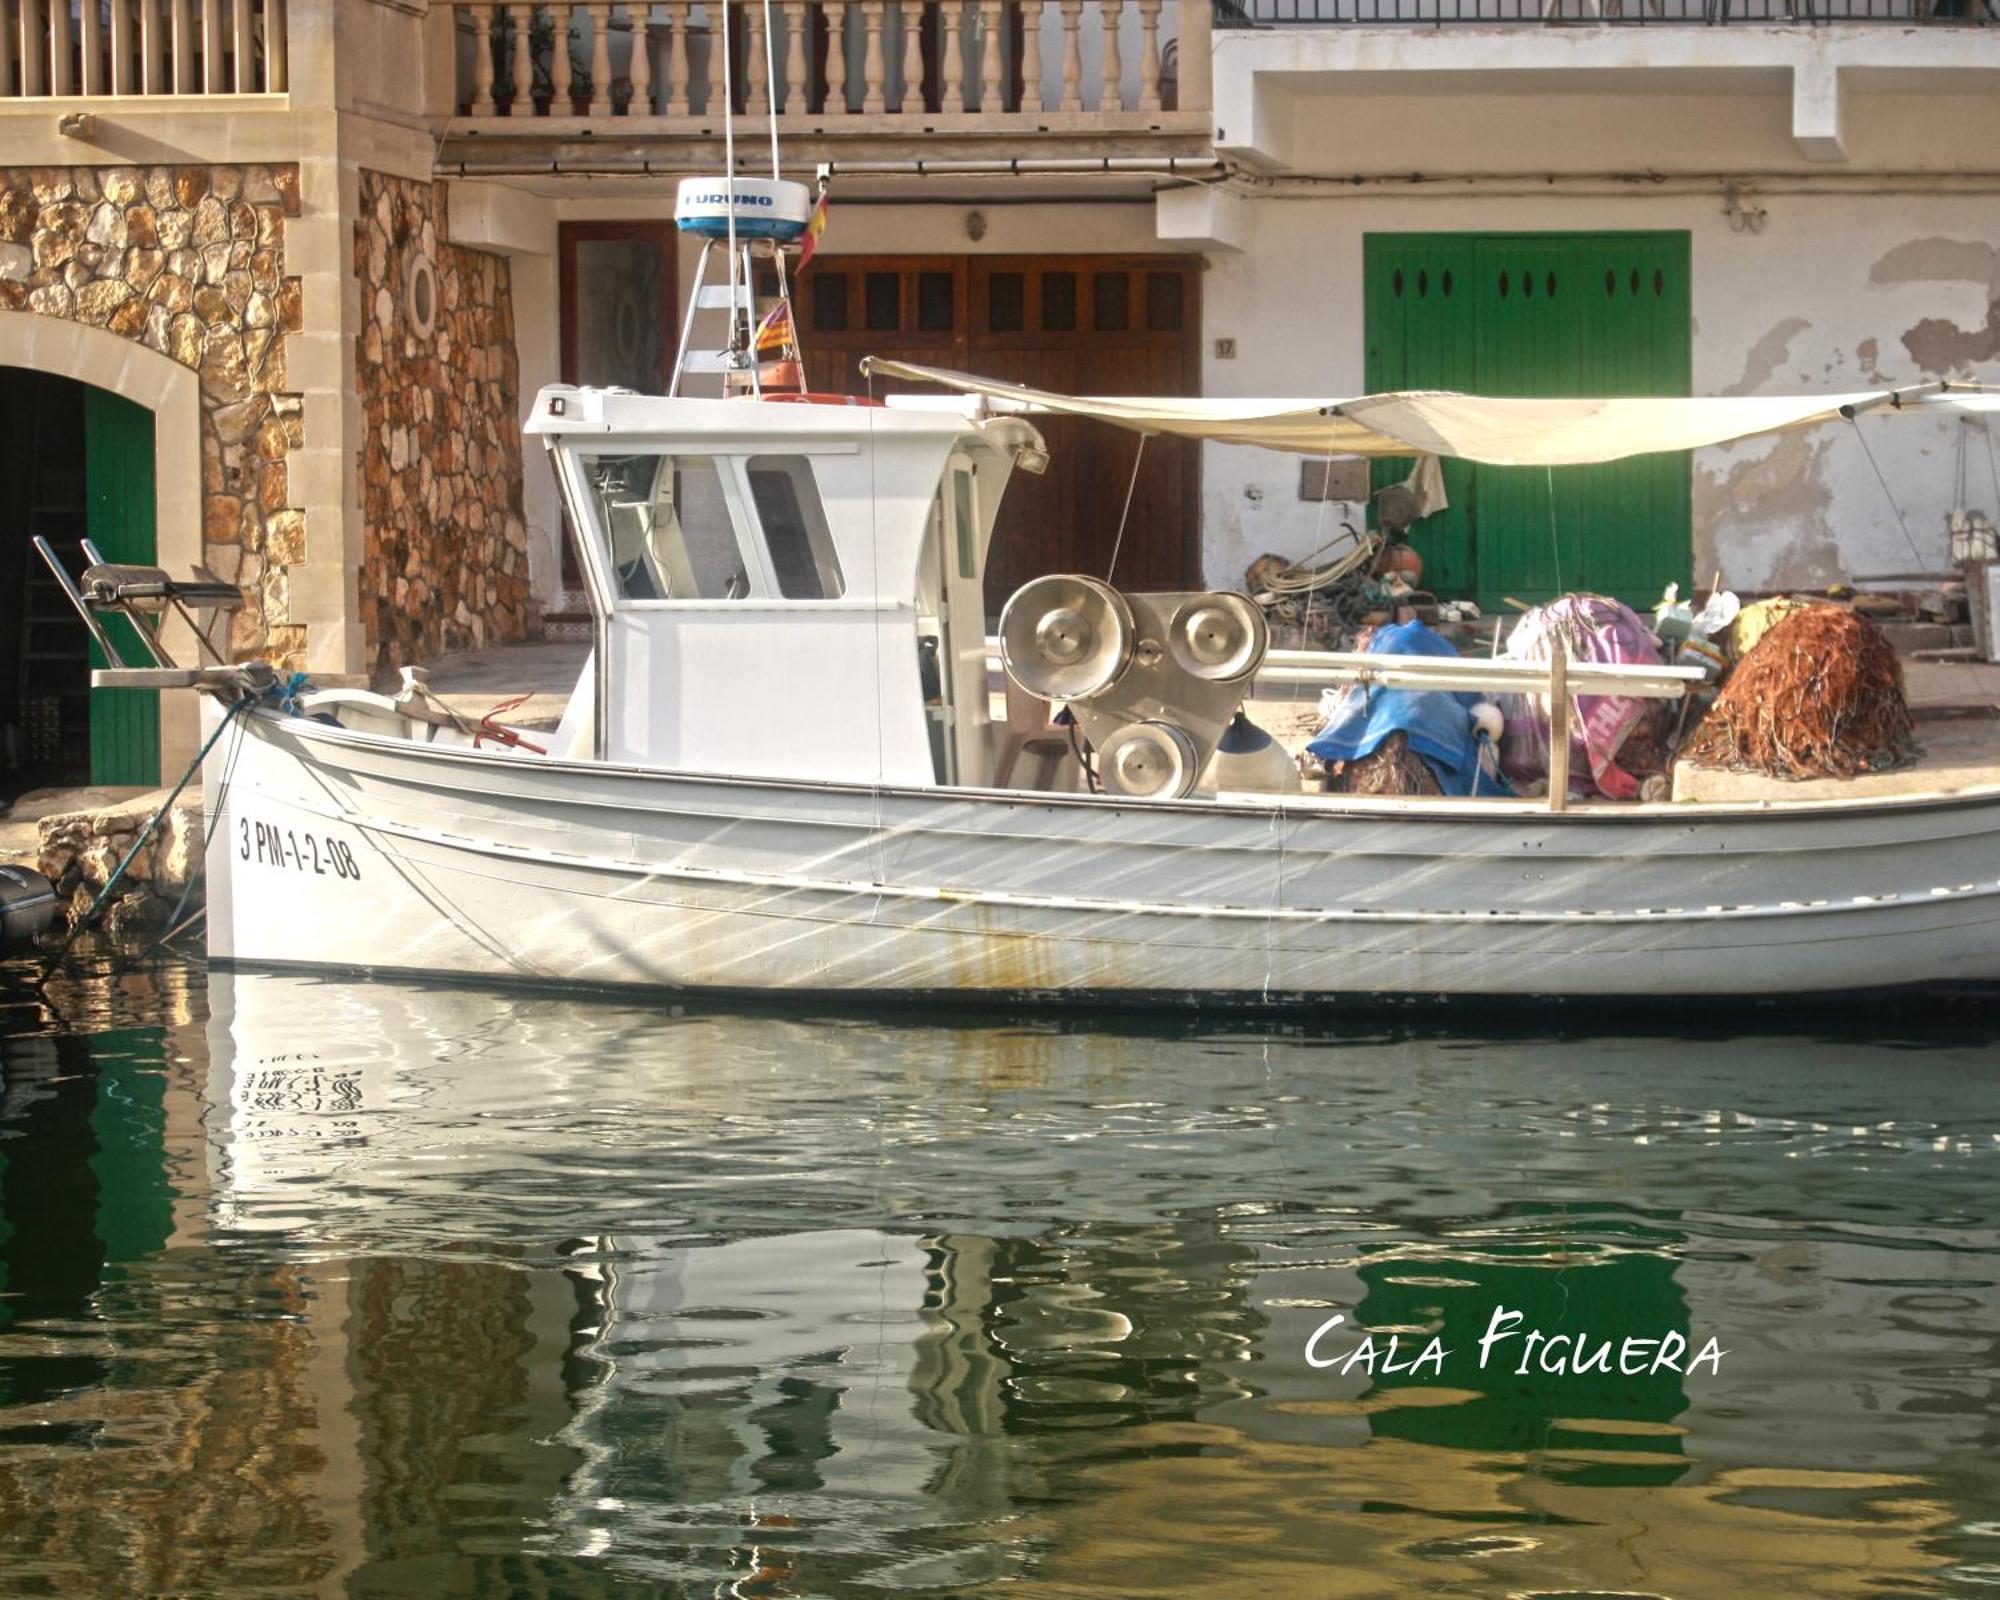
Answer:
796;190;830;270
753;297;796;355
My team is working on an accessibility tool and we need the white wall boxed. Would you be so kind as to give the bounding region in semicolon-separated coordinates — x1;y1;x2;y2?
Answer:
1194;187;2000;595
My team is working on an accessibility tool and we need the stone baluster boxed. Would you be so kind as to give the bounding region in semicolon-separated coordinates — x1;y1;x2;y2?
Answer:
13;0;39;93
705;0;725;115
629;2;654;112
267;0;288;89
509;4;534;110
49;0;75;91
469;4;497;113
661;0;687;111
171;0;194;89
1017;0;1041;112
897;0;920;111
82;0;107;92
781;0;803;111
234;0;257;88
1095;0;1119;110
824;0;847;112
1135;0;1158;111
587;1;612;112
1056;0;1079;111
551;3;576;112
198;0;221;90
109;0;135;93
976;0;999;111
743;0;767;113
939;0;961;111
860;0;884;112
139;0;166;91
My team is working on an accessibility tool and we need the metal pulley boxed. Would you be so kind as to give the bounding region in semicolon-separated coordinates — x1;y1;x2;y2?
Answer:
1168;592;1267;684
998;575;1135;701
1096;721;1199;800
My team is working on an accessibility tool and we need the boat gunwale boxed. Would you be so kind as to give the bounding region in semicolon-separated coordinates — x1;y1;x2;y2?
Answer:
244;702;2000;828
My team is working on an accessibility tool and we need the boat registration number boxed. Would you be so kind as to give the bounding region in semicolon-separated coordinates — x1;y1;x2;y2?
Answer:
238;816;363;880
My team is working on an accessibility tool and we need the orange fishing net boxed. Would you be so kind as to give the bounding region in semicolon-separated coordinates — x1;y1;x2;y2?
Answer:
1684;606;1913;780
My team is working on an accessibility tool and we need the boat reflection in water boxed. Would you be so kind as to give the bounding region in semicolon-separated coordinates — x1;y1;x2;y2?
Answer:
0;963;1996;1596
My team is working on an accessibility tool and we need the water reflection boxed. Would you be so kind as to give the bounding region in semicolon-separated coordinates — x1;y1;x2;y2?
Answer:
0;960;1995;1597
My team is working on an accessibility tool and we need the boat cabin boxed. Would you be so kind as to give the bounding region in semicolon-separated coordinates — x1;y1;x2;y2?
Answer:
528;386;1049;789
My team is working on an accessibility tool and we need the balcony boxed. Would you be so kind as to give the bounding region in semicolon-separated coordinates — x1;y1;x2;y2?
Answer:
1208;1;2000;172
1;0;288;98
435;0;1213;174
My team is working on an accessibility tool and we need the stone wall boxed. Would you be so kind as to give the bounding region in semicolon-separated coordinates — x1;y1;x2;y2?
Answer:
355;171;532;680
0;164;306;663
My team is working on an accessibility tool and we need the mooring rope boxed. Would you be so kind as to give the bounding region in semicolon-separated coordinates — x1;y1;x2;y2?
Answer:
34;691;256;986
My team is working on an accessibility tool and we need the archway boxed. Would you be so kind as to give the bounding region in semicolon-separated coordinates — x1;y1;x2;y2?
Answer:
0;316;204;803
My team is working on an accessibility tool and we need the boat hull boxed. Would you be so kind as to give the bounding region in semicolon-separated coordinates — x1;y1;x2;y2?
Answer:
203;706;2000;1002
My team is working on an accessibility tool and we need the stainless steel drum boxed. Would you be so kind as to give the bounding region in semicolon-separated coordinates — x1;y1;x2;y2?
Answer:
998;575;1134;701
1167;592;1268;684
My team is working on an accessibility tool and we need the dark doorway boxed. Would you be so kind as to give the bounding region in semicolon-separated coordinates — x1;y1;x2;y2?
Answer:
0;370;91;804
0;368;161;806
556;222;682;591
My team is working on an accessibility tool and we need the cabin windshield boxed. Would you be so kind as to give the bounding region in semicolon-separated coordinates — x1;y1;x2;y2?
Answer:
575;450;845;602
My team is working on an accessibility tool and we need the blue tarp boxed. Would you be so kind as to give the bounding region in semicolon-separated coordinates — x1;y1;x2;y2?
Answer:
1304;621;1507;798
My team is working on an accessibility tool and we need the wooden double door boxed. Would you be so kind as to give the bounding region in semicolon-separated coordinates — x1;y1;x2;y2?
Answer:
800;254;1204;614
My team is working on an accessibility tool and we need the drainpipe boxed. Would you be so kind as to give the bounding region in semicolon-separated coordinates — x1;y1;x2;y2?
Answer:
442;153;1228;180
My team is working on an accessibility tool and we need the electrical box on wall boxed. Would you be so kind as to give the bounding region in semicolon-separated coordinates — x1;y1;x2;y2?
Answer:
1299;458;1372;503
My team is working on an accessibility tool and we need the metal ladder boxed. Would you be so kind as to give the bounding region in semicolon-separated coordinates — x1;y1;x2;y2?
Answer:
668;238;803;399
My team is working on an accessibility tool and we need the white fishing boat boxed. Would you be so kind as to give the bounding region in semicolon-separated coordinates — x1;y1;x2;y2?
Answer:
38;170;2000;1004
51;388;2000;1002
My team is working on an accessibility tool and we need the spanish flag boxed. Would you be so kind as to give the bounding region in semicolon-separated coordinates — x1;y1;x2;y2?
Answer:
796;190;829;270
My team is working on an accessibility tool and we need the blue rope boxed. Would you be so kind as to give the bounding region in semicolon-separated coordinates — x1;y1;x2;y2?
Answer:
272;672;311;715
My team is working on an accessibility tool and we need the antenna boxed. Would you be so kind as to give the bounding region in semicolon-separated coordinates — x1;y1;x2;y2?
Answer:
762;0;781;179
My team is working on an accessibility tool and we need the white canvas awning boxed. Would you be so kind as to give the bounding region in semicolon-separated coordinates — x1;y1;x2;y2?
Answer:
861;359;1989;468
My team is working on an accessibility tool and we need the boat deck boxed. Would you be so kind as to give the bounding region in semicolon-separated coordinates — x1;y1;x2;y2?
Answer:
414;641;2000;806
6;651;1998;882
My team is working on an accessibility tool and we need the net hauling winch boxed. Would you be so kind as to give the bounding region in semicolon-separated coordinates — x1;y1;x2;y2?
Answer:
999;575;1274;800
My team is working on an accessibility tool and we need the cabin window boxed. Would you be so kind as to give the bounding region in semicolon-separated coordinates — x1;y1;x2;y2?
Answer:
746;456;845;599
580;452;751;601
951;467;976;580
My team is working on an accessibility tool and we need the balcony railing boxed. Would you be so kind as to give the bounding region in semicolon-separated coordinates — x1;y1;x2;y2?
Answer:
446;0;1203;126
1;0;286;96
1216;0;1989;22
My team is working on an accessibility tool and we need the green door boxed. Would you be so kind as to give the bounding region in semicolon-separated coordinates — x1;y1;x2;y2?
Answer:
1365;232;1691;611
83;387;160;787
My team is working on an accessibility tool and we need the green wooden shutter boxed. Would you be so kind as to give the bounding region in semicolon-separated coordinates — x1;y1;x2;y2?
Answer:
1363;236;1479;599
1364;232;1692;612
83;387;160;788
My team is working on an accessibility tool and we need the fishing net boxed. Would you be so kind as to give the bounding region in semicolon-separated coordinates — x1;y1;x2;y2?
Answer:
1326;730;1443;796
1683;606;1913;779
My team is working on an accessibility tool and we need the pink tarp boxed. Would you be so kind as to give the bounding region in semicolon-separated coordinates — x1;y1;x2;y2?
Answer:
1498;595;1664;801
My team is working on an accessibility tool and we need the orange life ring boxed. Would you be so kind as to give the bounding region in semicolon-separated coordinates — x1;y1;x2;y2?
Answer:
763;392;887;407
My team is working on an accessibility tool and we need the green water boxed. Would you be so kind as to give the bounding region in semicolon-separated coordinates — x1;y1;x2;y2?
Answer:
0;957;1996;1598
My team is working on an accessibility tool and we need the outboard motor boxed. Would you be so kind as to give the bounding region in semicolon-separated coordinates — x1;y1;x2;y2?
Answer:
999;575;1269;800
0;863;59;952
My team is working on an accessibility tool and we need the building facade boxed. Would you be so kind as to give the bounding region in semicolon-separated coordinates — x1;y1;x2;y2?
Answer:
0;0;1995;788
